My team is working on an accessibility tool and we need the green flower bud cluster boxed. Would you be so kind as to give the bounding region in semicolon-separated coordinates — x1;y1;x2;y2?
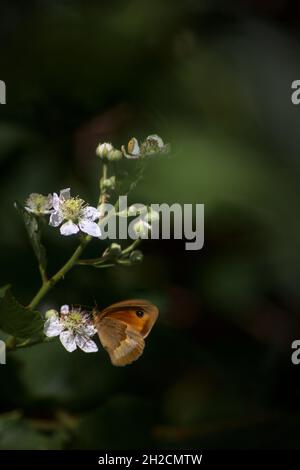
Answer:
100;176;116;192
96;142;122;161
96;134;170;161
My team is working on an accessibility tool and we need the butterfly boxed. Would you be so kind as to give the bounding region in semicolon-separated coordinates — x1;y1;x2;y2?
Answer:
93;299;159;366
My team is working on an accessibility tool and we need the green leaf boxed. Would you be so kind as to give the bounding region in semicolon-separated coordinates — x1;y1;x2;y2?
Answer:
15;202;47;274
0;288;43;338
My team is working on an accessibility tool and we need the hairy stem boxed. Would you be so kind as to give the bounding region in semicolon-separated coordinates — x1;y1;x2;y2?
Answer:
77;238;141;267
38;262;48;284
28;236;91;310
121;238;141;255
6;336;55;352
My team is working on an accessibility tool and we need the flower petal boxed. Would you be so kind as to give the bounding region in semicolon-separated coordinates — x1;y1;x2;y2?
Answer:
82;206;100;221
128;137;140;156
60;304;69;315
60;220;80;236
75;334;98;353
44;316;63;337
59;330;77;352
46;194;53;209
59;188;71;200
79;219;101;237
78;324;97;337
52;193;60;211
49;210;63;227
96;142;113;158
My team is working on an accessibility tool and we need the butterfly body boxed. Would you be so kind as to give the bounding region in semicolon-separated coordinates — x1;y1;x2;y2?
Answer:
94;299;158;366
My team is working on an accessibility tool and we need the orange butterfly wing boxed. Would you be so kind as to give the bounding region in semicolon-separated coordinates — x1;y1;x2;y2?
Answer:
94;299;159;366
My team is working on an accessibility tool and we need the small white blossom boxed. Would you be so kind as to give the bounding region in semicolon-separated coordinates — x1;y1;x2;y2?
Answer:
44;305;98;353
141;134;170;155
146;134;164;148
25;193;53;216
49;188;101;237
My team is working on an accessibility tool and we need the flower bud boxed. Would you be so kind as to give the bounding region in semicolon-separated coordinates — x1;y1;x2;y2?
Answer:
96;142;113;159
133;219;151;237
107;149;123;161
25;193;53;216
45;309;58;320
129;250;144;264
103;243;122;258
141;134;170;156
100;176;116;192
128;204;148;216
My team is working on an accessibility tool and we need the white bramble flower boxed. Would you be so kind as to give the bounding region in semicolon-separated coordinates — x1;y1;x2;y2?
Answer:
145;134;164;149
96;142;114;159
141;134;169;155
49;188;101;237
44;305;98;353
25;193;53;216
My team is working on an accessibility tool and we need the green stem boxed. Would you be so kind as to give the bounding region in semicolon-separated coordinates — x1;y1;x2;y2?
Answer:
6;235;92;353
6;336;55;352
90;263;116;269
38;262;48;284
28;161;109;311
99;163;108;205
5;336;17;351
121;238;141;255
77;238;141;267
28;236;91;310
28;161;109;310
102;163;108;183
6;161;113;352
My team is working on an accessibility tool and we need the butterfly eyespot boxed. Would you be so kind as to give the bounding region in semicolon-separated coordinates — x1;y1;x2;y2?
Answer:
136;310;144;318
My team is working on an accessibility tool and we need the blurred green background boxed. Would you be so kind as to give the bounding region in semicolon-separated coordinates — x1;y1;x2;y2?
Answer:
1;0;300;449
